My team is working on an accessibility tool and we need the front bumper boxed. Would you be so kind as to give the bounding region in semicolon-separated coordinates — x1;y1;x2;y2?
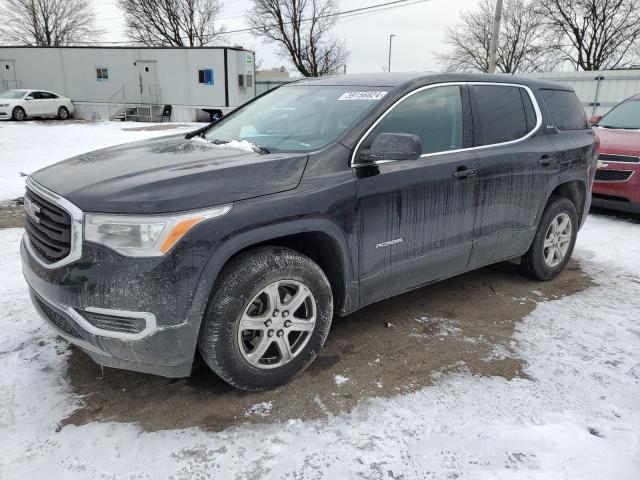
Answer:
592;163;640;213
21;235;206;377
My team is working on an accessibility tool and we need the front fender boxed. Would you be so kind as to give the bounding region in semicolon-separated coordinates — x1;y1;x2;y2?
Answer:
178;217;358;370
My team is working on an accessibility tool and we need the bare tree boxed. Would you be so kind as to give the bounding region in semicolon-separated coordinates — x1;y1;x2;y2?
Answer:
0;0;100;45
247;0;349;77
436;0;557;73
118;0;225;47
537;0;640;70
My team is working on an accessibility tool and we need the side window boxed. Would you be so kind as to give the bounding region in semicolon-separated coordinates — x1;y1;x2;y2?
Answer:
30;92;42;99
198;68;214;86
96;68;109;81
540;89;588;130
472;85;532;145
39;92;56;99
369;85;464;155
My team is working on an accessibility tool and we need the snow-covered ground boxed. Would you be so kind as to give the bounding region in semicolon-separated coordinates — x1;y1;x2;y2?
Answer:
0;120;198;202
1;216;638;479
0;121;639;478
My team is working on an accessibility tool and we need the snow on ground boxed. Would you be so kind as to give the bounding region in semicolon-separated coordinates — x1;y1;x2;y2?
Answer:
0;215;638;479
0;121;199;202
0;121;638;478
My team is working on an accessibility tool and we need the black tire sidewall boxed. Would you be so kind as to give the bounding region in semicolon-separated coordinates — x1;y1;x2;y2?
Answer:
527;197;578;280
58;107;69;119
199;247;333;390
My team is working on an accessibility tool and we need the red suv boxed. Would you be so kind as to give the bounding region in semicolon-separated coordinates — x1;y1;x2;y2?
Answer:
591;94;640;213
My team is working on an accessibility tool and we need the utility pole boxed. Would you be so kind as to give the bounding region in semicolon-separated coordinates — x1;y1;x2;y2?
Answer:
488;0;503;73
388;34;396;72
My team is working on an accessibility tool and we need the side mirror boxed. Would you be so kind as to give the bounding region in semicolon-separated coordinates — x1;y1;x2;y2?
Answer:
25;96;33;101
358;132;422;163
590;115;602;125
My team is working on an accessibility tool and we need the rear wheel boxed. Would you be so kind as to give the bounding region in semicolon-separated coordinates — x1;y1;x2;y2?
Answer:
198;247;333;391
57;106;69;120
519;197;578;280
11;107;26;121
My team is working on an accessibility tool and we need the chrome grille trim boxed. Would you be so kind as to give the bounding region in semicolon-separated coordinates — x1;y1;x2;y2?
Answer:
24;177;83;269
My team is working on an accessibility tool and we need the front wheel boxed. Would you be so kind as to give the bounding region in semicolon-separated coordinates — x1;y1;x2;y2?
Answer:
11;107;26;121
198;247;333;391
519;197;578;280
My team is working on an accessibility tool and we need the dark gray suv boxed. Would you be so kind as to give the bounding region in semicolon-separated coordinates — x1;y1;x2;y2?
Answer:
21;73;597;390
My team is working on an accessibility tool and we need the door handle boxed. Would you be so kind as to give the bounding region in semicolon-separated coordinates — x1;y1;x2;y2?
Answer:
452;168;477;179
539;154;558;166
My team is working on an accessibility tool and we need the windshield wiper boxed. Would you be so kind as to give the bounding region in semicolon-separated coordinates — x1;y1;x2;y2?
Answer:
253;145;271;154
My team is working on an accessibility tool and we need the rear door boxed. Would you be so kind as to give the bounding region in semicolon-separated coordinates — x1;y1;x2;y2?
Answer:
468;84;556;268
354;84;478;305
538;89;596;192
38;91;59;116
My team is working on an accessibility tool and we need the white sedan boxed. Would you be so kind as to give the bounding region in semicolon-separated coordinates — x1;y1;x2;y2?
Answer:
0;89;74;121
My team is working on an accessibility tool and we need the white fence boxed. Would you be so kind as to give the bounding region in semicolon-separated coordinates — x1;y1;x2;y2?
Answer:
521;70;640;116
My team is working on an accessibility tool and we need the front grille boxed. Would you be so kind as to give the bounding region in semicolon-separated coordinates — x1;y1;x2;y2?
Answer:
33;293;83;339
599;153;640;163
24;187;72;264
595;169;633;181
78;310;146;334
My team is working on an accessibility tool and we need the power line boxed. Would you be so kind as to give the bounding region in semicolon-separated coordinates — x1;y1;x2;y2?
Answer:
78;0;431;45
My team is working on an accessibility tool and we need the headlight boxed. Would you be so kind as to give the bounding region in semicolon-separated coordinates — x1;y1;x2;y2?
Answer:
84;204;232;257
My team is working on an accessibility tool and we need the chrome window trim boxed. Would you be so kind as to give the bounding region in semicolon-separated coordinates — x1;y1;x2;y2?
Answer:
350;81;543;167
24;176;83;269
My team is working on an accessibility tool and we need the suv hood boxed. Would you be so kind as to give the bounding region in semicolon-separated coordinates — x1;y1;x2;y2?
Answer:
31;135;308;214
594;126;640;156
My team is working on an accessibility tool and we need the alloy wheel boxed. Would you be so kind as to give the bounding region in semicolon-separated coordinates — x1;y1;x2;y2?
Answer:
237;280;316;369
543;213;572;267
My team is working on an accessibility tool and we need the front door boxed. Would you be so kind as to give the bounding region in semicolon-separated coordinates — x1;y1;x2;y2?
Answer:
0;60;17;91
136;61;158;103
354;85;478;306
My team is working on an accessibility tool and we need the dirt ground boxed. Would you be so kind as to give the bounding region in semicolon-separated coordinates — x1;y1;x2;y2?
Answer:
1;204;597;432
60;258;593;432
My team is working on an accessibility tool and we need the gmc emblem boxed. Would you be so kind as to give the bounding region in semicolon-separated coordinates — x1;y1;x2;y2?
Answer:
24;197;41;223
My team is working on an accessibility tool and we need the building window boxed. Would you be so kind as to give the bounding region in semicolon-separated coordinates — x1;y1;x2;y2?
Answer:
238;74;253;88
96;67;109;81
144;66;150;73
198;69;214;85
4;64;9;70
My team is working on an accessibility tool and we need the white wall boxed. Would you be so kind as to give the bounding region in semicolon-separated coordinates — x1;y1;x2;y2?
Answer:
0;47;256;118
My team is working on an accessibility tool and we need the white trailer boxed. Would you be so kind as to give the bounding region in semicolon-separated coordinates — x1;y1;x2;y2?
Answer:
0;46;256;122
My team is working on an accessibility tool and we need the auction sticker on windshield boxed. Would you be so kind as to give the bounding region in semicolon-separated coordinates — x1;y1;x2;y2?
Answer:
338;91;388;101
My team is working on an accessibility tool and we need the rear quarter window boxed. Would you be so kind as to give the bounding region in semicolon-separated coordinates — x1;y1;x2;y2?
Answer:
540;89;588;130
472;85;534;146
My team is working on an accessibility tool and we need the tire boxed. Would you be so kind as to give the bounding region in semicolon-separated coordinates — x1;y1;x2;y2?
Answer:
519;196;578;281
198;246;334;391
11;107;26;121
57;106;69;120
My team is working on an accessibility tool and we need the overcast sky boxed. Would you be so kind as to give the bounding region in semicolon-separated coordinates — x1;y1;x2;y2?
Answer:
92;0;475;74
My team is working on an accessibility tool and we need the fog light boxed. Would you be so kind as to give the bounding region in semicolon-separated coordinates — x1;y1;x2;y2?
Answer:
78;309;146;334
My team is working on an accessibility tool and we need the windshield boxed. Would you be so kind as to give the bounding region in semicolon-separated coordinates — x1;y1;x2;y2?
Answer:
204;85;390;152
0;90;27;99
598;99;640;129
